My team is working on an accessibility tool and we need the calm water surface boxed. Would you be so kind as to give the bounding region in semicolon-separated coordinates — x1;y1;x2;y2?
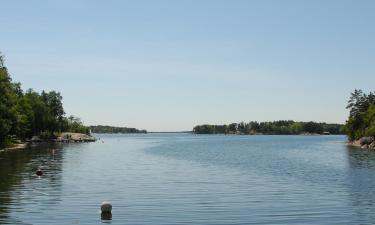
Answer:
1;134;375;224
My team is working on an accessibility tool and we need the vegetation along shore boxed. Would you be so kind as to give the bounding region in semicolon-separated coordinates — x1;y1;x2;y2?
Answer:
1;49;373;150
345;90;375;149
89;125;147;134
193;89;375;150
193;121;344;135
0;53;93;149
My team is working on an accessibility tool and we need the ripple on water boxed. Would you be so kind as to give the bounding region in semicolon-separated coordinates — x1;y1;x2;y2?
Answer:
0;134;375;224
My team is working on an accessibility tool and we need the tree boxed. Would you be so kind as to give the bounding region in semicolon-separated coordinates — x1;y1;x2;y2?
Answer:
0;53;18;147
345;89;375;141
0;52;90;147
192;121;343;135
364;105;375;137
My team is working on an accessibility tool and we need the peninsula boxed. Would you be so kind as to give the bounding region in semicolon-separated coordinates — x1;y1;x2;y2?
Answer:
0;53;94;148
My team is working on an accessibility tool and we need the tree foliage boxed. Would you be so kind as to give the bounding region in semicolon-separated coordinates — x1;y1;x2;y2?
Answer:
345;89;375;141
89;125;147;134
0;54;17;146
193;120;344;135
0;53;88;148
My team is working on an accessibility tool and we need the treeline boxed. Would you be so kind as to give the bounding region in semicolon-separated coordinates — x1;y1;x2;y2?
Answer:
193;121;344;135
90;125;147;134
345;89;375;141
0;53;88;148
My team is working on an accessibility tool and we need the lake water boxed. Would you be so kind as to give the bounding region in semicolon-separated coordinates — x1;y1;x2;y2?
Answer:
1;134;375;224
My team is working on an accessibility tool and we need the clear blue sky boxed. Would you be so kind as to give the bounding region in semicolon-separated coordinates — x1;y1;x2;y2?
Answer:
1;0;374;131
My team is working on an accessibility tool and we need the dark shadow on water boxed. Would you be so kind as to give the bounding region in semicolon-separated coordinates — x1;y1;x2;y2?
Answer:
101;212;112;223
347;146;375;169
0;143;64;224
346;146;375;222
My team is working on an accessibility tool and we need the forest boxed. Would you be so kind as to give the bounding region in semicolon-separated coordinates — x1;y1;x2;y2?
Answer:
193;121;344;135
0;53;88;148
345;89;375;141
89;125;147;134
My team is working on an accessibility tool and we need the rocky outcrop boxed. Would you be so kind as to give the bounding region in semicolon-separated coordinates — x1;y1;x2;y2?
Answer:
359;137;374;145
351;136;375;150
28;132;96;143
56;132;96;142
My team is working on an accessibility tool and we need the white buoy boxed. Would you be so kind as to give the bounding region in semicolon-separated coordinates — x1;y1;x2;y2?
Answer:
101;201;112;213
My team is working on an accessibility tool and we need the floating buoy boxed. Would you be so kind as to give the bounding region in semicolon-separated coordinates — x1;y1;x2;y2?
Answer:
101;201;112;220
101;201;112;213
36;169;43;176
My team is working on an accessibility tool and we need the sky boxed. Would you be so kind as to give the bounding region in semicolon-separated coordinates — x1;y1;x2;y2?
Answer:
1;0;374;131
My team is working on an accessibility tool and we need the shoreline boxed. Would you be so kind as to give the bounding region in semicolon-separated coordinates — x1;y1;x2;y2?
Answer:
1;143;29;152
28;132;96;143
1;132;96;152
347;138;375;150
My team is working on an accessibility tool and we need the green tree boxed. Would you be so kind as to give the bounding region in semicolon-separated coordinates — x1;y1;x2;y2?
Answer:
0;53;18;147
345;89;375;141
364;105;375;137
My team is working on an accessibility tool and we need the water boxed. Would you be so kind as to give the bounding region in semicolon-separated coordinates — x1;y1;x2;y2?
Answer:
1;134;375;224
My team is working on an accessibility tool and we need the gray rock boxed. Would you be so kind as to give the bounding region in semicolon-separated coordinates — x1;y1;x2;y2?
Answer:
31;136;41;142
359;137;374;146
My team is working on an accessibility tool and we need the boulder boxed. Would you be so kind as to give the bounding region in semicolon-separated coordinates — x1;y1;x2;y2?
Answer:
31;136;41;142
359;137;374;146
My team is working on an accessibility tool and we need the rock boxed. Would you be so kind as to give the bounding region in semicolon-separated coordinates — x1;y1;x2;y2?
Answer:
31;136;42;142
101;201;112;213
369;142;375;149
360;137;374;146
59;132;96;142
361;144;369;149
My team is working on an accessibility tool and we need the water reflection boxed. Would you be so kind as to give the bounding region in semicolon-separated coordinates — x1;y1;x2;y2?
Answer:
347;146;375;169
0;143;64;224
3;135;375;224
346;146;375;223
101;212;112;223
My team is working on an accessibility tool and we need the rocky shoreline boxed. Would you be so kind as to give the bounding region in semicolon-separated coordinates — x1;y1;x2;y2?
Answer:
349;137;375;150
1;133;96;152
0;143;29;152
27;132;96;143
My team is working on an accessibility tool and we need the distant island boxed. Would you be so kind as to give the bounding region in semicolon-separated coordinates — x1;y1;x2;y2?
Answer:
193;121;344;135
192;89;375;150
90;125;147;134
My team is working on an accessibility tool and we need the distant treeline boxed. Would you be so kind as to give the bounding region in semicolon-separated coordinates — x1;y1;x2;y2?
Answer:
0;52;88;148
90;125;147;134
345;89;375;141
193;121;344;135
